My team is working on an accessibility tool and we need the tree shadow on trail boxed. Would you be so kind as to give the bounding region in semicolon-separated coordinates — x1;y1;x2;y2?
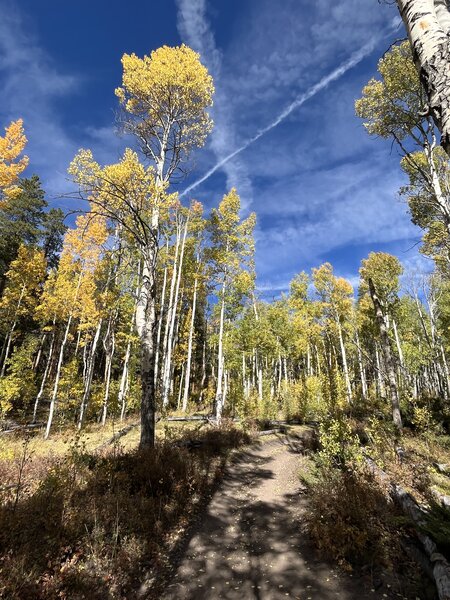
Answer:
154;440;397;600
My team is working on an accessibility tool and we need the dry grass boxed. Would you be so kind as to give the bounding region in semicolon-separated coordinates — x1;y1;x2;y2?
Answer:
0;421;251;599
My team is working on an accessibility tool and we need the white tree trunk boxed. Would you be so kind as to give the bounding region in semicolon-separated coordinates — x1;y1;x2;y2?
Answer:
32;322;56;423
162;219;188;407
355;329;368;400
44;274;82;439
154;259;168;387
392;319;405;370
78;318;103;429
397;0;450;151
182;275;198;412
0;283;26;377
369;279;403;431
101;324;115;426
215;280;226;421
337;320;352;404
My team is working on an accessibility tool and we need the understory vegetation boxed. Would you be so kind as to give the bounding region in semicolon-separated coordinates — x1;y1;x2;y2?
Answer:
0;423;250;599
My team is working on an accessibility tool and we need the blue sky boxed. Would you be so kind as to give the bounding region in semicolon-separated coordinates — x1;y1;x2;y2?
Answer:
0;0;431;296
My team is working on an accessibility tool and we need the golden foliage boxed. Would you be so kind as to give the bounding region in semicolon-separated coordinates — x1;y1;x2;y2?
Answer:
115;45;214;171
0;119;29;202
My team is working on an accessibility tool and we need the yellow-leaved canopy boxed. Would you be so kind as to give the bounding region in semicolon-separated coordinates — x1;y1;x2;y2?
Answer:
115;45;214;179
355;41;425;142
0;119;28;202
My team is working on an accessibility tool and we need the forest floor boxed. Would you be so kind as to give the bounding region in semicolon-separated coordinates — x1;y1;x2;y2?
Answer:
153;432;429;600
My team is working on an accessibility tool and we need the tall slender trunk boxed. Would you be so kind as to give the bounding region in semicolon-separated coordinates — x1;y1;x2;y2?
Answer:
355;329;368;400
182;275;198;412
33;332;47;371
337;320;352;404
78;318;103;429
162;219;188;407
177;363;184;410
45;274;82;439
101;317;116;426
154;257;168;386
118;262;141;420
33;321;56;423
392;319;405;371
369;278;403;432
215;279;226;421
0;282;26;376
136;250;157;449
198;338;207;405
160;231;181;397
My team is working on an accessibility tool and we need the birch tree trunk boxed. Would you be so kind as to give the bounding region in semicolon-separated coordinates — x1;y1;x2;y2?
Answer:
101;319;116;426
153;258;168;387
369;278;403;432
119;338;132;421
355;329;368;401
33;332;47;372
159;230;181;396
396;0;450;152
392;319;405;370
32;322;56;423
136;249;157;449
45;320;72;439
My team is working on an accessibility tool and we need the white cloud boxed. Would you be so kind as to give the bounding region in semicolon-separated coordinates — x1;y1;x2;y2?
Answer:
176;0;254;209
0;1;125;202
253;154;421;288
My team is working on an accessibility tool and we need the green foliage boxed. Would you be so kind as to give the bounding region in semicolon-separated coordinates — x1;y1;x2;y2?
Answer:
0;336;38;416
317;418;363;470
355;41;425;142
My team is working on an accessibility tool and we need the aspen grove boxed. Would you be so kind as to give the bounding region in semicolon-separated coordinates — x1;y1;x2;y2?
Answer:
1;41;450;444
1;25;450;600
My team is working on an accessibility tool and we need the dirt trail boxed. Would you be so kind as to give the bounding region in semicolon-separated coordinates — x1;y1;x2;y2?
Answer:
158;436;411;600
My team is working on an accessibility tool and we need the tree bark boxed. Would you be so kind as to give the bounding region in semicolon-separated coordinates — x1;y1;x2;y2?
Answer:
0;282;26;377
396;0;450;153
136;251;157;449
45;273;82;439
337;320;352;404
78;318;102;429
162;218;188;407
369;278;403;432
32;322;56;423
215;280;226;421
182;274;198;412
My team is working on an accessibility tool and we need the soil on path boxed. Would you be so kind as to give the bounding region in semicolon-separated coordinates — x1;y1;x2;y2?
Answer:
157;435;425;600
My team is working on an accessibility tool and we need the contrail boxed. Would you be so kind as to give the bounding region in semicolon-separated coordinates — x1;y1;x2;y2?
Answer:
180;21;400;198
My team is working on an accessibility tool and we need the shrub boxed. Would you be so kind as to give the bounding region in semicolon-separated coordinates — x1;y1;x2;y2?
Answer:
0;425;249;599
317;418;363;470
305;467;400;569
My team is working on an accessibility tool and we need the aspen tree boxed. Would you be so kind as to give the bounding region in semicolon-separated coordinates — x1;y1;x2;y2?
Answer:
0;245;46;375
313;263;354;404
207;189;256;421
395;0;450;153
71;45;213;447
0;119;28;203
356;42;450;248
38;213;107;438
